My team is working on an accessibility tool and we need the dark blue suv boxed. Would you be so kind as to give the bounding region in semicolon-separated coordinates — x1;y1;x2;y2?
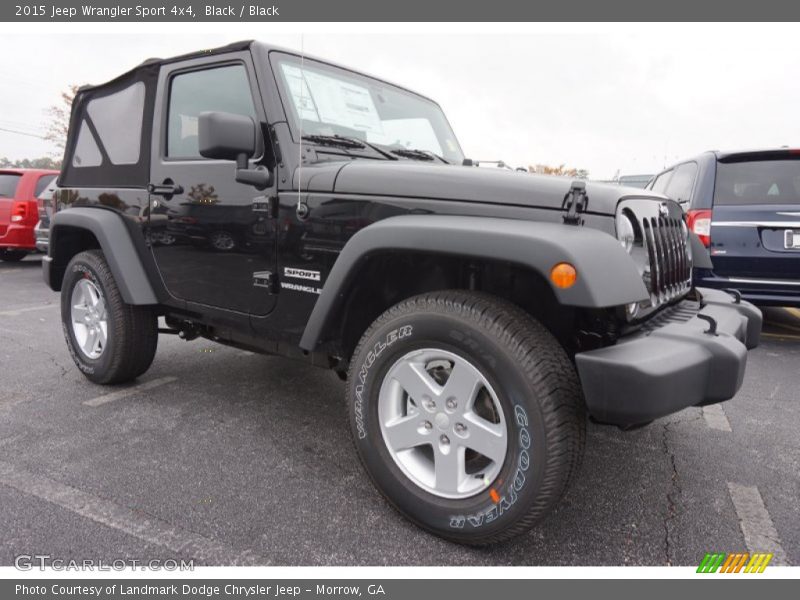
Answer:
647;149;800;307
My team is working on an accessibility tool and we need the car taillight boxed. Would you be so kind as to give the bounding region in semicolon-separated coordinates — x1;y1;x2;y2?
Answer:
10;201;28;223
686;209;713;247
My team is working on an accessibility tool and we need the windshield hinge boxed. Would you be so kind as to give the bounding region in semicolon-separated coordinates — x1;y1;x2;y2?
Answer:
561;180;589;226
253;195;278;217
300;145;319;165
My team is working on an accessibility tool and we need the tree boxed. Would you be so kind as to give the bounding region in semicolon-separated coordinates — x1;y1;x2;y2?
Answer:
0;156;61;169
43;84;81;154
528;164;589;179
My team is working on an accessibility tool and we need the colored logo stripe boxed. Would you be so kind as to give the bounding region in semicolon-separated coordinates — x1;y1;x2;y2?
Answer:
720;553;748;573
697;552;773;573
697;553;726;573
745;553;773;573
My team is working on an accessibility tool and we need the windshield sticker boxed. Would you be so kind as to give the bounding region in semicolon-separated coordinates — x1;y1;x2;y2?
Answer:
282;64;320;122
282;63;383;135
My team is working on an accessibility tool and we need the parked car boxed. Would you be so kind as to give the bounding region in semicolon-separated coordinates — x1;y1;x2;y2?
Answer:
617;174;653;189
44;41;761;545
34;178;59;252
647;149;800;306
0;168;58;261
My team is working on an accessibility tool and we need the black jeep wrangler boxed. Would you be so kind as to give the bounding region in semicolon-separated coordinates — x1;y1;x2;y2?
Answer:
44;41;761;545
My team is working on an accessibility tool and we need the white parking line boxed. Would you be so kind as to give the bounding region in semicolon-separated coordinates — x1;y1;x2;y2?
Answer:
0;460;265;565
0;304;58;317
702;404;732;431
83;376;178;407
727;482;789;566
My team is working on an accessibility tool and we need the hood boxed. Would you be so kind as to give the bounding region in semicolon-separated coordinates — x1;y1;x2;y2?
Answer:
296;160;666;216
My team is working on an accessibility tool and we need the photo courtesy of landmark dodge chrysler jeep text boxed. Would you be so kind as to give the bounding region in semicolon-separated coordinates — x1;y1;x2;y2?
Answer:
44;41;762;544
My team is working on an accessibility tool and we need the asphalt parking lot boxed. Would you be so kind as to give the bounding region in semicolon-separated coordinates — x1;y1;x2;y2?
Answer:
0;255;797;567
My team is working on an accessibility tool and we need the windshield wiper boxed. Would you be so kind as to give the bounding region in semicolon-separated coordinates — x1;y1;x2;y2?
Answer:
392;148;450;164
302;134;364;149
302;134;397;160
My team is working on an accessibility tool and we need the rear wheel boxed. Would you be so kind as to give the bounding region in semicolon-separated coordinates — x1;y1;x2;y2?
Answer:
346;290;586;545
61;250;158;384
0;249;28;262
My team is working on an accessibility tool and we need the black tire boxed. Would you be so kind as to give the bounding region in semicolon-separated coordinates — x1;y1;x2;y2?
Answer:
61;249;158;385
346;290;586;545
208;230;237;252
0;249;28;262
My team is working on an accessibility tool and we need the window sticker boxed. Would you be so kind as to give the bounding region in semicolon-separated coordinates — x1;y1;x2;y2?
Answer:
282;64;383;135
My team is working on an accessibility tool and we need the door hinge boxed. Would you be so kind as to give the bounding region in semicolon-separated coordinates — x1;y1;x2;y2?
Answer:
253;271;279;293
561;180;589;226
253;195;278;217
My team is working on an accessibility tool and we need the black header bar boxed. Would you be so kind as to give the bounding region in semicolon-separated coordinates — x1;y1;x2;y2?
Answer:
4;1;800;22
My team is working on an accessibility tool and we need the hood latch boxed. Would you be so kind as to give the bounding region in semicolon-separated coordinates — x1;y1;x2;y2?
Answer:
561;180;589;226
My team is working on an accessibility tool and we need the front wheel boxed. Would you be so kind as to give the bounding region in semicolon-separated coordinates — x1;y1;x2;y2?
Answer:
61;250;158;384
346;291;586;545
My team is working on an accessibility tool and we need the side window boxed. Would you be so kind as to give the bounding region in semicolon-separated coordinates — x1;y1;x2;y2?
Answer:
86;82;145;165
34;175;56;197
664;162;698;204
650;170;673;194
72;122;103;167
167;65;257;159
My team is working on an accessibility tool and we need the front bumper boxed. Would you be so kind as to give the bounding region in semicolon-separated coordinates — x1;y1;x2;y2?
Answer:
575;288;762;426
34;221;49;252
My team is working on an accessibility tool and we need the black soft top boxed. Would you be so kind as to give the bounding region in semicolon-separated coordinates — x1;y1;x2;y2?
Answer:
60;41;257;188
77;40;255;96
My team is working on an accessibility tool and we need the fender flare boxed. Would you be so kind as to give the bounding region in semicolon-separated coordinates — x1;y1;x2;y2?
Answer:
299;215;649;351
48;208;158;305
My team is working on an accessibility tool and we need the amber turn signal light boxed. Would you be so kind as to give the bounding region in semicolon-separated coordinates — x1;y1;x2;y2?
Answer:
550;263;577;289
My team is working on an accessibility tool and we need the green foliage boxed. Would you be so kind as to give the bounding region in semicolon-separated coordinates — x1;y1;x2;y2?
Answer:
0;156;62;169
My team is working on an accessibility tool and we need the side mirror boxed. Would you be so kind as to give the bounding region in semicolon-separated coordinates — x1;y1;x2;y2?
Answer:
198;111;271;190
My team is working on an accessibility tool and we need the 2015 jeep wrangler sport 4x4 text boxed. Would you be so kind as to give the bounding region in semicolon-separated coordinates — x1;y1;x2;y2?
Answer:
44;41;762;545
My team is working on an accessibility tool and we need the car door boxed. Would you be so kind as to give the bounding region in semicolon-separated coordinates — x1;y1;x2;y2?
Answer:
148;54;277;315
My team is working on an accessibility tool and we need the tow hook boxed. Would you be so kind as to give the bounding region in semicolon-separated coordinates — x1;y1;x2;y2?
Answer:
697;314;719;336
723;288;743;304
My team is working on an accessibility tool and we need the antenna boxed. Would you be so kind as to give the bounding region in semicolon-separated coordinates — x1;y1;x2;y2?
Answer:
297;33;308;219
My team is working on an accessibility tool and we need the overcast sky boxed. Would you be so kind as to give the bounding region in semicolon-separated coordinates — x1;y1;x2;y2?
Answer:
1;28;798;179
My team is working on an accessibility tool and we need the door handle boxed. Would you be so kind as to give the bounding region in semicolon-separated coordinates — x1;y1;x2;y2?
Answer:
147;180;184;198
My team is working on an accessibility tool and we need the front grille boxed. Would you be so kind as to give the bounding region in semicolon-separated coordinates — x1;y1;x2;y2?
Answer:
642;217;692;307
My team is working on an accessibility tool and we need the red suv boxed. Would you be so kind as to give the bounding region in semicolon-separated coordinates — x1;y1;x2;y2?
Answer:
0;169;58;261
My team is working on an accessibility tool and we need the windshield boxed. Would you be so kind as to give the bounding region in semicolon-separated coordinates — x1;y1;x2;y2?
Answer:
272;53;464;163
715;158;800;205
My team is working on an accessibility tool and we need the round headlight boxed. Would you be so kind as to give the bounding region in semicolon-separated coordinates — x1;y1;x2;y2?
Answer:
616;213;636;253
